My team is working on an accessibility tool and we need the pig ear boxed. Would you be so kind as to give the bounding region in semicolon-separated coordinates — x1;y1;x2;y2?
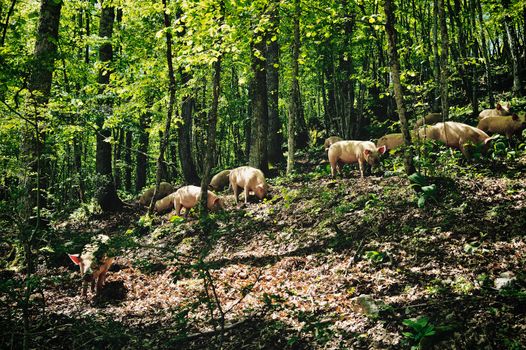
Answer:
512;114;519;121
68;254;81;265
496;103;502;110
363;149;372;156
377;145;387;155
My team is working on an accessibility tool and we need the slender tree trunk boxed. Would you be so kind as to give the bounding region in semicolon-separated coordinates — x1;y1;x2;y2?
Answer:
1;0;17;46
200;1;223;216
95;3;122;212
249;17;269;174
135;110;150;192
266;0;284;166
124;130;132;192
287;0;300;175
178;72;200;185
503;0;521;95
384;0;415;175
438;0;449;119
149;0;177;214
477;0;494;106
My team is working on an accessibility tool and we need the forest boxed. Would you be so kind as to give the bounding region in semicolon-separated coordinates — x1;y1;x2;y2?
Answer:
1;0;526;348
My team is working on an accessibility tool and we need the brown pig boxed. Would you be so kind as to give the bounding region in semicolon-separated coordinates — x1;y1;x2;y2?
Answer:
477;113;526;139
209;170;231;191
328;140;387;178
173;185;223;217
414;113;442;129
324;136;343;151
418;121;493;158
229;166;268;204
154;192;177;213
139;182;175;206
68;234;114;297
478;103;511;120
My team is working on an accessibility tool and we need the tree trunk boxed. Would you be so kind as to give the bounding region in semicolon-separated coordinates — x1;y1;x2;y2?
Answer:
95;3;122;212
287;0;300;175
24;0;62;219
384;0;415;175
1;0;17;46
178;72;200;185
249;21;269;174
266;0;284;166
503;0;521;95
124;130;132;192
438;0;449;120
135;110;150;192
476;0;494;106
149;0;177;214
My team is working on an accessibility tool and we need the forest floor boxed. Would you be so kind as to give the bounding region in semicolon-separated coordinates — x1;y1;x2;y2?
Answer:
1;151;526;349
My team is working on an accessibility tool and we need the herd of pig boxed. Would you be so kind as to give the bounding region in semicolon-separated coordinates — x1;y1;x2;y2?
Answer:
69;103;525;297
328;103;525;177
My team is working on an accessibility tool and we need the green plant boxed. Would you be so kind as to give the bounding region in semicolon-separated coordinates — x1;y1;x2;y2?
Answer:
408;172;437;208
402;316;436;350
364;250;386;264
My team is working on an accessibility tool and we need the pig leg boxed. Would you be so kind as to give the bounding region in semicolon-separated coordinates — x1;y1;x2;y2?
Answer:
82;281;88;297
96;272;107;294
358;159;365;178
244;186;250;204
175;200;182;216
232;184;240;204
91;279;96;293
330;161;337;177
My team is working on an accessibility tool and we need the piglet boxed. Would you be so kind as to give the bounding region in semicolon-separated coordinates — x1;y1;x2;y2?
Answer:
229;166;268;204
377;133;404;151
173;185;223;217
414;113;442;129
328;141;386;178
68;234;114;297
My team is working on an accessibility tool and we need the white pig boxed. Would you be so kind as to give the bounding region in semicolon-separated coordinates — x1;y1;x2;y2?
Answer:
139;182;175;206
324;136;343;151
478;103;511;120
154;192;177;214
477;113;526;139
229;166;268;204
328;140;387;178
418;121;494;158
68;234;114;297
173;185;223;217
209;170;231;191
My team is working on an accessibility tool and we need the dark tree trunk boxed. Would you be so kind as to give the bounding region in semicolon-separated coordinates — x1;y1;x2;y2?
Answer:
24;0;62;219
438;0;449;119
287;0;300;174
249;23;269;174
266;0;284;166
200;1;223;216
385;0;415;175
477;0;494;106
149;0;177;214
1;0;17;46
178;71;200;185
340;0;356;139
503;0;522;95
135;111;150;192
95;3;122;212
124;130;132;192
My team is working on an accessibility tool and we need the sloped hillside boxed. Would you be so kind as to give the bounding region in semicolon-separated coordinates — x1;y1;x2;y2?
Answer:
1;157;526;349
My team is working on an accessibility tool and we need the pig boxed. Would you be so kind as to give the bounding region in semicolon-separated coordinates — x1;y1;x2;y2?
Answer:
173;185;223;217
328;140;387;178
154;192;177;213
324;136;343;151
418;121;494;158
68;234;114;297
209;170;231;191
414;113;442;129
476;113;526;139
139;182;175;206
377;133;404;151
229;166;268;204
478;103;511;120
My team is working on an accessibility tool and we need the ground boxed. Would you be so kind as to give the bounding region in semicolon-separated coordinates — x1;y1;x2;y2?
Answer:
1;153;526;349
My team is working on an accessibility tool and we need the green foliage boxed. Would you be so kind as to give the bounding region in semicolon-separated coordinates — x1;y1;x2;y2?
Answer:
408;173;437;208
402;316;436;350
363;250;386;264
